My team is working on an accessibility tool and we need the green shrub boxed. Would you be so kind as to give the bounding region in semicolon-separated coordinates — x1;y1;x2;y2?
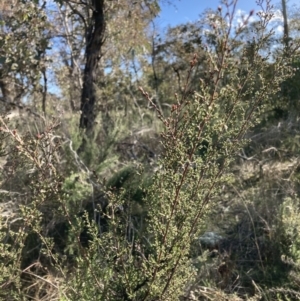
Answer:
0;1;299;300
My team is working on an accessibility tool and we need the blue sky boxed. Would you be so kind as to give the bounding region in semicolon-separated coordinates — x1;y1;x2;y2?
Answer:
157;0;299;27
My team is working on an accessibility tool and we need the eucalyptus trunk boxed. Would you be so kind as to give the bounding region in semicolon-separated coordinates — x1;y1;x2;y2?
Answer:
281;0;289;49
80;0;106;131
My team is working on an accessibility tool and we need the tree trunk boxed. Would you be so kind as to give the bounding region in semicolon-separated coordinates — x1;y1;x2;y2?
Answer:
281;0;289;49
80;0;106;132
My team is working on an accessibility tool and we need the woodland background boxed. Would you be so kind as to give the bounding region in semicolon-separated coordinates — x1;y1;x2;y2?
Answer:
1;0;300;300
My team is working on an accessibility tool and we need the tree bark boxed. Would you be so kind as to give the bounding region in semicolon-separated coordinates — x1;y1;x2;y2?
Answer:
80;0;105;132
281;0;289;49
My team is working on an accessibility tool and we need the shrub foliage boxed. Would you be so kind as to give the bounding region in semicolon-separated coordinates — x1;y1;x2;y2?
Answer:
0;1;300;301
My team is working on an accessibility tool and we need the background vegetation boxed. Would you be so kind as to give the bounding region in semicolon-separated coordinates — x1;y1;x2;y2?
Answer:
1;0;300;300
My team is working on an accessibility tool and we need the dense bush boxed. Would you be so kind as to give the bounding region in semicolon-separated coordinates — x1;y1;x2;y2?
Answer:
1;1;300;301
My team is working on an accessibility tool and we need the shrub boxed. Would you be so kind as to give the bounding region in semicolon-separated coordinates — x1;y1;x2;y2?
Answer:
0;1;299;300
